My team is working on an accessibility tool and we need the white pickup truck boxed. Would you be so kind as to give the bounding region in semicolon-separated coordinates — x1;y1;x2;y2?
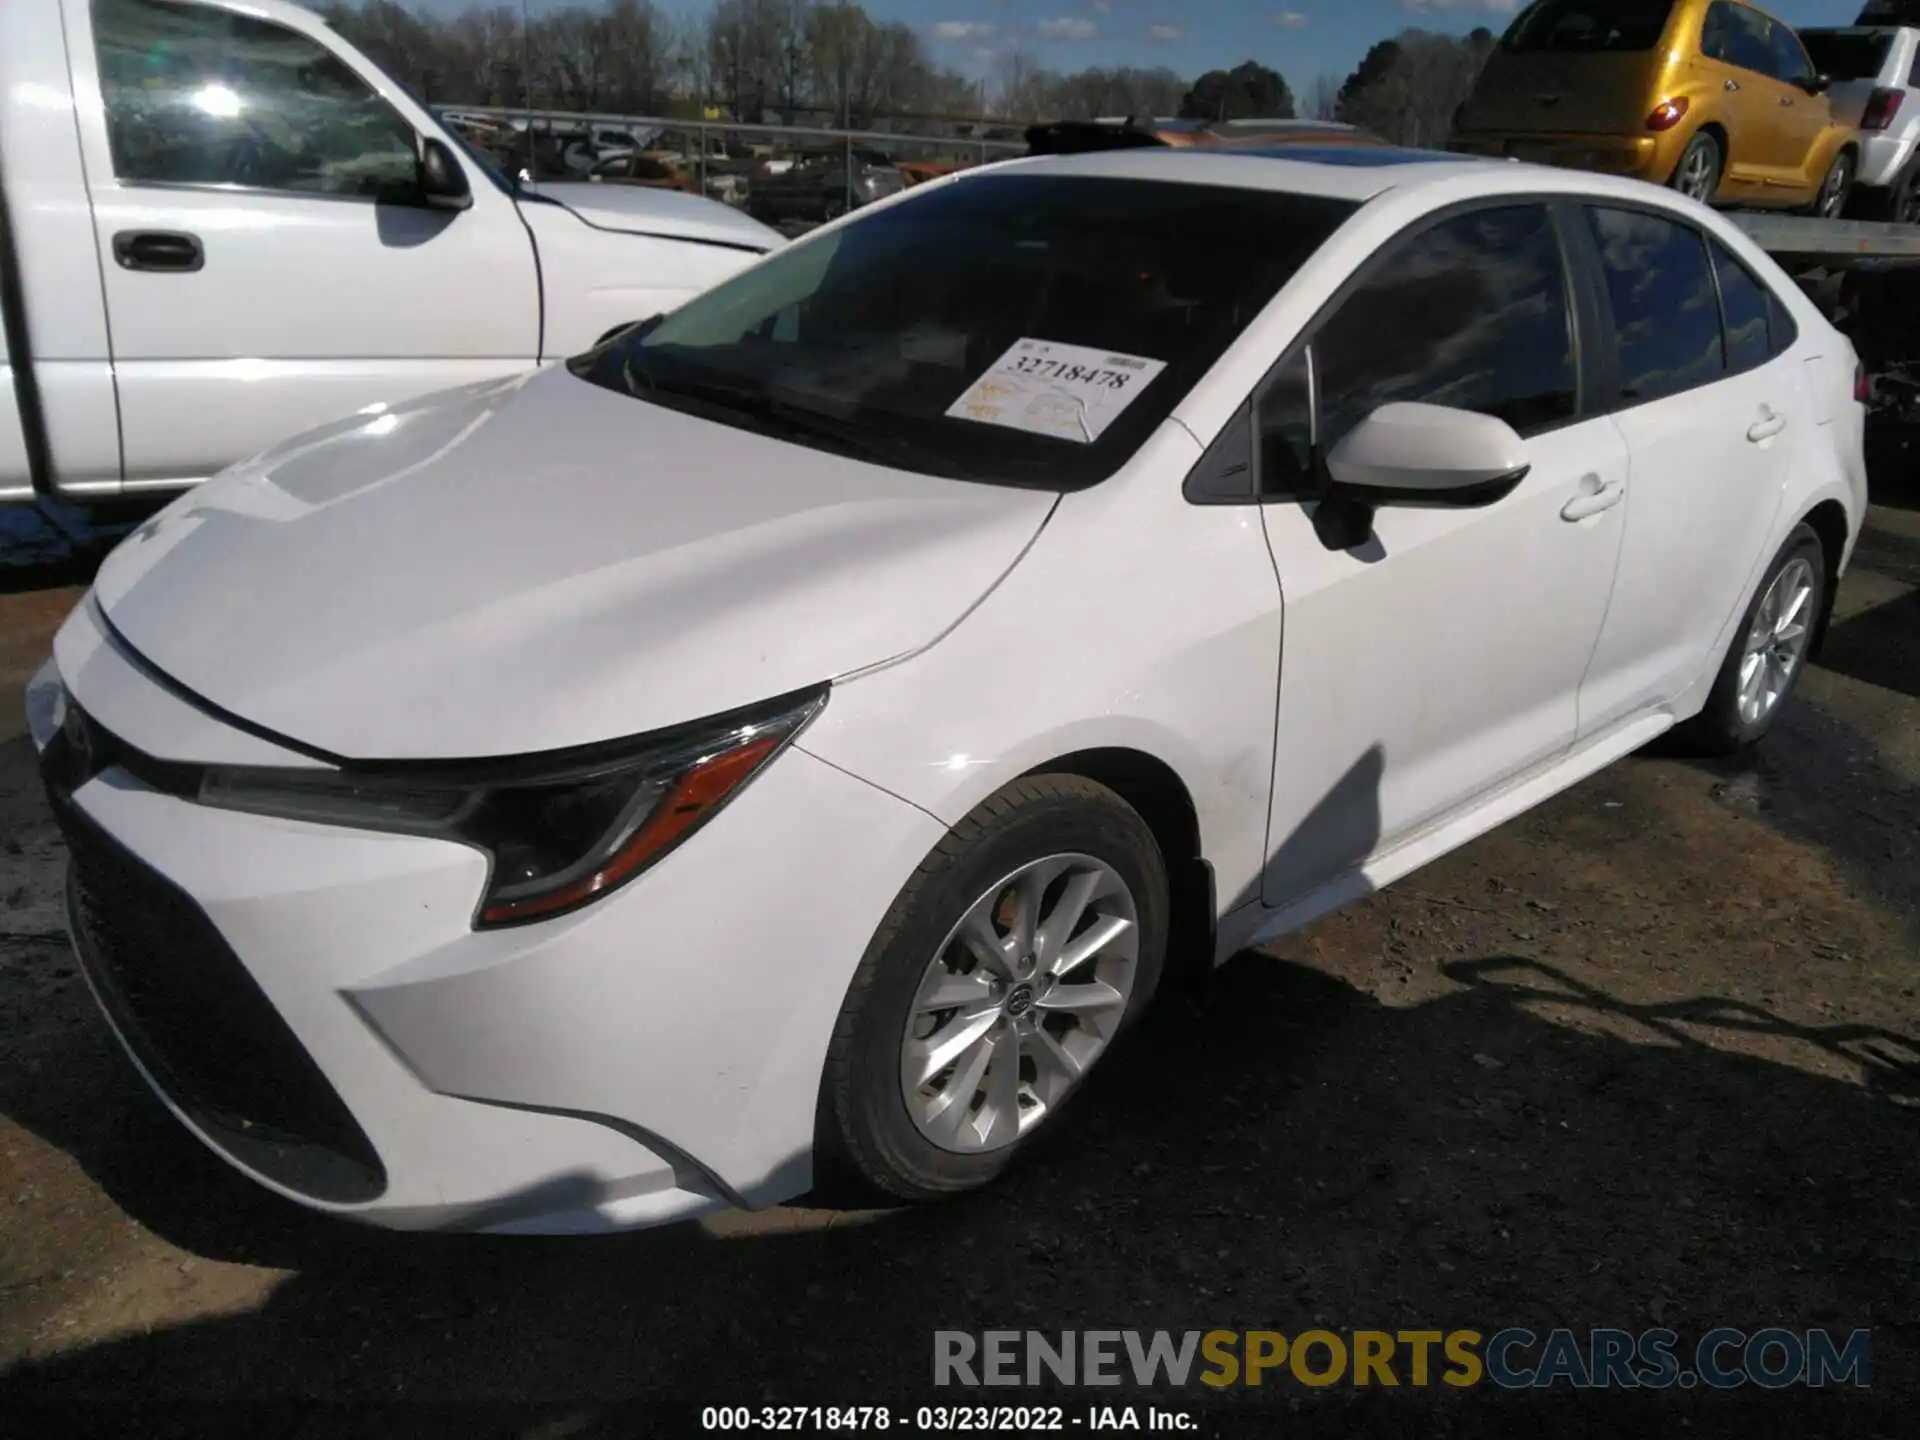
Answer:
0;0;780;504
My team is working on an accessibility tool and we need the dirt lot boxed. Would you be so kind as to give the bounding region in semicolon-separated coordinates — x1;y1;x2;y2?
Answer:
0;480;1916;1437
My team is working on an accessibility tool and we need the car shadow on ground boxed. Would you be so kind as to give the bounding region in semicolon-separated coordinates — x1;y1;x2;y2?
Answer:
0;500;160;597
1;940;1914;1434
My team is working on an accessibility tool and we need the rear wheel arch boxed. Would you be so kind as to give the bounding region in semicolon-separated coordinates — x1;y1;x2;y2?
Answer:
1801;498;1851;655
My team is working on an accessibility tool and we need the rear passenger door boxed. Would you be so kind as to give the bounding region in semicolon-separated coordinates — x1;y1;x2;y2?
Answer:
1572;204;1799;739
1699;0;1799;191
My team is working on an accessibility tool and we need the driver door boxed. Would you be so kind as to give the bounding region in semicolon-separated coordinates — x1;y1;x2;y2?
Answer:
1256;201;1630;907
66;0;539;490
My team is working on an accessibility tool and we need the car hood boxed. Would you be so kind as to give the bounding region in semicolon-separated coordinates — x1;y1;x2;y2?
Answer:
90;369;1056;761
528;182;782;252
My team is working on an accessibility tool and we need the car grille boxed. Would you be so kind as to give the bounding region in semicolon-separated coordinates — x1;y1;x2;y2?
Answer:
42;710;386;1204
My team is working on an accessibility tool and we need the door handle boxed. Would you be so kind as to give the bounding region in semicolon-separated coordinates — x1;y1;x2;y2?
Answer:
1779;96;1795;107
1560;472;1625;522
1747;406;1788;442
111;230;204;273
1724;78;1741;92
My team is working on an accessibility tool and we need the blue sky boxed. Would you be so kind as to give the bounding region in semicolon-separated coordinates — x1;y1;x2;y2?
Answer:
435;1;1844;95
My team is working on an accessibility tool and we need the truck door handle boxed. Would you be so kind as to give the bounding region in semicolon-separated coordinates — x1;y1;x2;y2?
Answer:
1779;96;1795;107
1747;406;1788;442
112;230;204;273
1561;472;1624;522
1724;78;1740;92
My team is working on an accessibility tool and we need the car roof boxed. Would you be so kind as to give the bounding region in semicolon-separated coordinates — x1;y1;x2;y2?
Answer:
966;145;1731;212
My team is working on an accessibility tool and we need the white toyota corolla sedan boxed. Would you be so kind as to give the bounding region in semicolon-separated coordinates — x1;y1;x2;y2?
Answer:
28;146;1867;1233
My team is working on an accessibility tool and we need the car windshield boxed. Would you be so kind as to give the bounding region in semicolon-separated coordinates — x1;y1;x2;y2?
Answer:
568;174;1357;489
1799;29;1895;80
1500;0;1675;53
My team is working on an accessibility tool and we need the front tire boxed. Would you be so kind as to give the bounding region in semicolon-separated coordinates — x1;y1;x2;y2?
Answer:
1672;523;1827;756
819;775;1169;1201
1808;149;1856;220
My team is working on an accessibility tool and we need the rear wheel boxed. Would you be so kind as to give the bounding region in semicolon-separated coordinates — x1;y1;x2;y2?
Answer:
1808;149;1856;219
819;775;1168;1201
1672;524;1827;755
1668;132;1722;203
1856;164;1920;224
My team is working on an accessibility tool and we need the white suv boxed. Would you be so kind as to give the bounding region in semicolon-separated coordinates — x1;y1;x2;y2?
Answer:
1804;23;1920;221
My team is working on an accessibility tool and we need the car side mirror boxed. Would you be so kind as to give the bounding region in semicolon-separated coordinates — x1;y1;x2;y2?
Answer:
418;137;473;211
1804;73;1832;95
1312;402;1530;551
1326;402;1531;505
593;313;665;348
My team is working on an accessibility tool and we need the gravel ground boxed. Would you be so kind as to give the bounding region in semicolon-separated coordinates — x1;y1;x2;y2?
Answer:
0;480;1916;1437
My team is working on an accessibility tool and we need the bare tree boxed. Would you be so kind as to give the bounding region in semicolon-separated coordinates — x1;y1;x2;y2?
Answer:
535;6;613;112
1337;29;1492;147
1305;72;1342;122
602;0;669;113
319;1;1194;128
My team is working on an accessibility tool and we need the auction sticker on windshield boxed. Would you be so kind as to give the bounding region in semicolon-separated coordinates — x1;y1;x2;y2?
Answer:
946;339;1167;444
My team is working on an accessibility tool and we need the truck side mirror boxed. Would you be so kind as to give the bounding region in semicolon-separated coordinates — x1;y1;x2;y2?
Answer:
419;138;473;211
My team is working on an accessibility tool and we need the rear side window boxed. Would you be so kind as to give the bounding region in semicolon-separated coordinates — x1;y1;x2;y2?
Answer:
1703;0;1778;75
1309;204;1578;450
1501;0;1676;53
1708;237;1798;373
1585;207;1724;405
1711;240;1773;373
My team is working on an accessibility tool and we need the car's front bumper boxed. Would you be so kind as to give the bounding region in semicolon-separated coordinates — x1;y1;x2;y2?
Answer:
37;607;943;1233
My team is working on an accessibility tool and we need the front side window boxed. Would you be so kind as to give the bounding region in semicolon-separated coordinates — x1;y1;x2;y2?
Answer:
571;175;1358;489
92;0;419;198
1769;21;1816;87
1586;206;1725;404
1501;0;1676;53
1310;205;1578;452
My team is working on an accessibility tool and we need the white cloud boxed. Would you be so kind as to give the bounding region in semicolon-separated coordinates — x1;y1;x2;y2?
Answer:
1399;0;1518;13
1276;10;1310;28
1037;17;1100;40
932;20;996;41
1147;23;1181;42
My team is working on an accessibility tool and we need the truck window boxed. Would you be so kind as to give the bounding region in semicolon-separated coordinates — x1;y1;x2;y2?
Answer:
92;0;420;201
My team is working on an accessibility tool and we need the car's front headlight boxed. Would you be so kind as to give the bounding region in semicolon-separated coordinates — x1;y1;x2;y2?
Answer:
25;658;68;753
198;685;827;928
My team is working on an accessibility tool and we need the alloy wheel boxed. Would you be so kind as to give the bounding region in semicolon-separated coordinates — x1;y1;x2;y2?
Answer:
1897;175;1920;226
899;853;1140;1154
1736;557;1816;727
1678;143;1716;201
1818;157;1853;219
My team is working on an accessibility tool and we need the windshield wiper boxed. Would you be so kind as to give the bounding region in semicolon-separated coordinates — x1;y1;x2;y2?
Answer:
643;373;977;480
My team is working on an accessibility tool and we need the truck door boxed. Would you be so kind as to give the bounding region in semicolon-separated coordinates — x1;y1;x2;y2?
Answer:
63;0;541;489
2;0;123;501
